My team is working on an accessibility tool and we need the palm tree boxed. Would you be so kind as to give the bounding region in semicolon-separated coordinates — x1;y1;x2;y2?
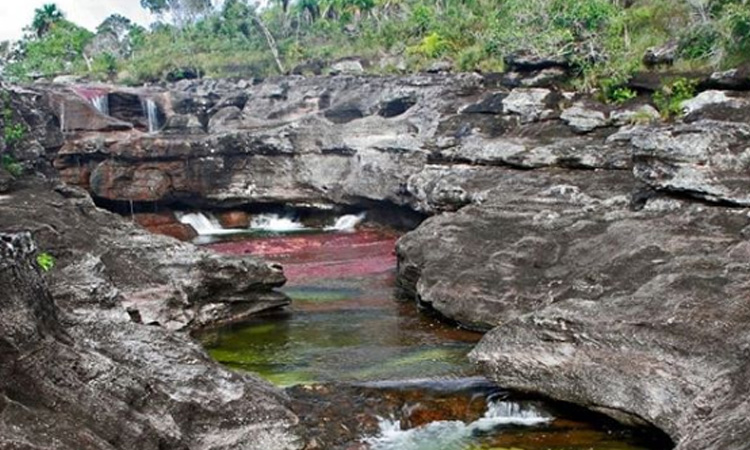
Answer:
32;3;64;38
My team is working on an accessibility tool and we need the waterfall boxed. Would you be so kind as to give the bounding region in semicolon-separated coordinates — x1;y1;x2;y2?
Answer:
250;214;306;232
364;399;552;450
325;213;365;232
176;212;227;235
142;98;160;133
90;94;109;116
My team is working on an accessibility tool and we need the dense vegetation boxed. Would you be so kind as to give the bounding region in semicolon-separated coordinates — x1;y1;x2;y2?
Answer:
1;0;749;90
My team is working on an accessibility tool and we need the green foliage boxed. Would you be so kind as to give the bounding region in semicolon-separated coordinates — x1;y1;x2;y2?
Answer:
31;3;64;38
1;154;23;177
2;93;27;149
90;52;119;79
36;252;56;272
653;78;698;119
6;19;93;80
5;0;750;84
600;79;637;104
409;32;449;58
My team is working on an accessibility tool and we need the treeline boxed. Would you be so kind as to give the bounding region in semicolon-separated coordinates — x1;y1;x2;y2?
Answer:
1;0;749;89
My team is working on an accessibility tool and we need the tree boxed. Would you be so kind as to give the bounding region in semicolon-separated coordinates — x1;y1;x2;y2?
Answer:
140;0;214;26
31;3;64;38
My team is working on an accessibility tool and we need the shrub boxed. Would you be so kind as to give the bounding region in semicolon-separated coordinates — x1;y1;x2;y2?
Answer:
1;154;23;177
653;78;698;118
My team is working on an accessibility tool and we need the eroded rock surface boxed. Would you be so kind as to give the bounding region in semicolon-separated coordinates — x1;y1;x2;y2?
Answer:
11;73;750;450
0;232;300;450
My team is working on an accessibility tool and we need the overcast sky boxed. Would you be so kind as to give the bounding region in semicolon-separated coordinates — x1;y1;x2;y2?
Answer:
0;1;156;42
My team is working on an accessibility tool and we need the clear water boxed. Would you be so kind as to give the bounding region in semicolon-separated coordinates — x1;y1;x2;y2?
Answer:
200;229;481;386
198;228;668;450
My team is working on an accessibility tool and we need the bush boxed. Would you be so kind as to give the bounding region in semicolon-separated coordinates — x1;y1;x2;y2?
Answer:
1;154;23;177
653;78;698;119
600;80;637;104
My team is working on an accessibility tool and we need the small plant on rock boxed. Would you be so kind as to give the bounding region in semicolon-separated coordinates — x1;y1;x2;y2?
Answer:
36;252;56;272
653;78;698;119
2;92;27;148
1;154;23;177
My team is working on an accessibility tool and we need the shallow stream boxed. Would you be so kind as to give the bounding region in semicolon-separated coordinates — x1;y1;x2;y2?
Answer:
195;217;668;450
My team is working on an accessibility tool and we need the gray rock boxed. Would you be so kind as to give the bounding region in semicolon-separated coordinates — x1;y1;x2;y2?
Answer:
0;167;12;193
643;42;677;67
560;103;608;133
680;90;742;116
162;113;205;134
502;88;557;123
631;120;750;205
467;201;750;450
0;231;301;450
329;59;364;75
425;60;453;73
610;104;660;126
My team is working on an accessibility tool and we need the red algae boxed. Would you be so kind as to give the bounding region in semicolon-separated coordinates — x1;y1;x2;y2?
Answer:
208;229;400;282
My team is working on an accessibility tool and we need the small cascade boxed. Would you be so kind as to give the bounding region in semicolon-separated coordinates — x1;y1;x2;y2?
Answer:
90;94;109;116
141;98;161;133
176;212;227;235
250;213;306;232
365;399;552;450
72;87;110;116
325;212;365;232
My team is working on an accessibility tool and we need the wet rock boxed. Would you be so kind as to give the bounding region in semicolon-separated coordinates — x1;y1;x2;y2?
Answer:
219;210;251;229
46;88;133;132
134;212;198;241
287;380;500;450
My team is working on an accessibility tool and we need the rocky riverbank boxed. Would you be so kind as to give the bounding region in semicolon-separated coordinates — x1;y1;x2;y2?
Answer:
4;68;750;449
0;84;301;449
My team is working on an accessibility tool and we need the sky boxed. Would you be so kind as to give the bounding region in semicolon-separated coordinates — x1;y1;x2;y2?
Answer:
0;1;156;42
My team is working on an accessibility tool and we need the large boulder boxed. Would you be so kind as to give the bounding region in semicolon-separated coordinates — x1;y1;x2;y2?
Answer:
630;120;750;205
0;231;300;449
0;181;288;330
398;169;750;449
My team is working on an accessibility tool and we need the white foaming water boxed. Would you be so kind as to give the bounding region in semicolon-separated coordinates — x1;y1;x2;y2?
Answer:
325;212;365;232
142;98;160;133
90;95;109;116
250;213;306;232
176;212;237;236
365;400;552;450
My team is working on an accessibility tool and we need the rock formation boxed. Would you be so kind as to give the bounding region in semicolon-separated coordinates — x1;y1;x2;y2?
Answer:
7;71;750;449
0;83;301;449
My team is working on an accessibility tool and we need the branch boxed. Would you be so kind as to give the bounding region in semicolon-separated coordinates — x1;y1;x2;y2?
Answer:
251;13;285;74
